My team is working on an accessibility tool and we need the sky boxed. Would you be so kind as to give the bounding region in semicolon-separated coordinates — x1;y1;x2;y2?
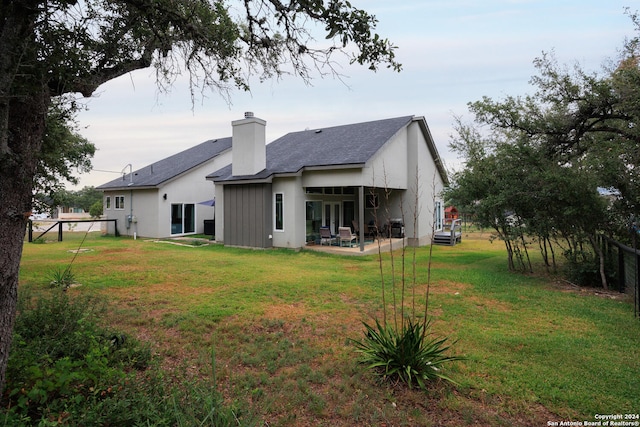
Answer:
73;0;638;189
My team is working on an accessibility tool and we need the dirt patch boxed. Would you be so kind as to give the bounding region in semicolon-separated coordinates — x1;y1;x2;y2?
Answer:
549;279;631;300
420;280;471;295
262;302;309;321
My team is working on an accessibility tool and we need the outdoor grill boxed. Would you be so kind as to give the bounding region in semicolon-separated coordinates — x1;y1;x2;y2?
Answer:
389;218;404;238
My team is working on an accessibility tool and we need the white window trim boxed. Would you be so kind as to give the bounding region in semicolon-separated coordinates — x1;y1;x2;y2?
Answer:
105;196;111;210
114;195;125;210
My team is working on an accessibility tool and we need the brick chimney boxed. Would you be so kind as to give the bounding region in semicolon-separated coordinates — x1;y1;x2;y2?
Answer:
232;112;266;176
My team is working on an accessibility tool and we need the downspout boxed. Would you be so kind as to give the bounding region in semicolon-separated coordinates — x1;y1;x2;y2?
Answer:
359;186;365;252
130;189;134;239
122;163;134;238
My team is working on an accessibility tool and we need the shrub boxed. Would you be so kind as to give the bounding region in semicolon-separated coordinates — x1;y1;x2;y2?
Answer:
31;236;46;244
47;266;75;290
3;289;252;426
562;249;615;287
4;291;149;423
89;200;103;218
352;318;462;390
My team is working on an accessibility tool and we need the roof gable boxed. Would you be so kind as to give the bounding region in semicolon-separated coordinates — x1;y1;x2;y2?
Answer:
209;116;414;182
98;137;232;190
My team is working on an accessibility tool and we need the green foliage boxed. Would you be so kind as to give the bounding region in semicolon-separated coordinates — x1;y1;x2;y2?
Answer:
33;100;96;214
5;291;143;424
17;0;401;101
446;42;640;284
31;236;46;244
352;319;462;390
453;35;640;246
50;186;102;215
3;289;251;426
447;120;608;276
562;248;617;287
47;267;75;290
89;200;103;218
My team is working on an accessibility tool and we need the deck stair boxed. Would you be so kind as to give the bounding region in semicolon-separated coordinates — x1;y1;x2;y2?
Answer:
433;219;462;246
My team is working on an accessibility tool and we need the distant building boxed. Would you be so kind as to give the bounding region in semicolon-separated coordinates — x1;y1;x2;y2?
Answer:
445;206;459;224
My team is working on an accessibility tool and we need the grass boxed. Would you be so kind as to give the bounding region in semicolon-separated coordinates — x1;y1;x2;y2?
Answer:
17;232;640;426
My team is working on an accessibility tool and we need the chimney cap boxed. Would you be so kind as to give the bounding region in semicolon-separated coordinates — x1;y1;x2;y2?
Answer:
244;111;254;118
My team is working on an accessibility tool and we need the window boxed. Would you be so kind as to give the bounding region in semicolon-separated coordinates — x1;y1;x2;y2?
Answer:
275;193;284;231
171;203;195;234
343;201;355;228
305;186;355;195
115;196;125;210
435;201;442;230
105;196;111;210
366;194;379;209
306;201;322;238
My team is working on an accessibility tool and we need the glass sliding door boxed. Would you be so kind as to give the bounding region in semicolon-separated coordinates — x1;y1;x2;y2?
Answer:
171;203;195;235
171;204;183;234
184;204;195;233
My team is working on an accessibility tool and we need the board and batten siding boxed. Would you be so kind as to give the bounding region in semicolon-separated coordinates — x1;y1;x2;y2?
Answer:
223;184;273;248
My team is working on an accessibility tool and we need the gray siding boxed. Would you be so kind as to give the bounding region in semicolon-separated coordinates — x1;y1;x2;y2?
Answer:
224;184;273;248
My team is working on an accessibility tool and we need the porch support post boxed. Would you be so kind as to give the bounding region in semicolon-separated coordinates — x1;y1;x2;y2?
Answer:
359;186;365;252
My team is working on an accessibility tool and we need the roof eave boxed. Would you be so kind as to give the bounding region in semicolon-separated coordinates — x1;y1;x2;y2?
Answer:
98;185;159;192
215;176;275;185
302;163;365;172
413;116;449;185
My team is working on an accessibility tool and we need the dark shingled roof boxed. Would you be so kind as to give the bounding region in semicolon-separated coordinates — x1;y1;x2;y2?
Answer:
98;137;232;190
208;116;414;182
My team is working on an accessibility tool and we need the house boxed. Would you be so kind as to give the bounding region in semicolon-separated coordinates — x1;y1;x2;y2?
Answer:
97;138;232;238
56;206;91;220
207;113;448;251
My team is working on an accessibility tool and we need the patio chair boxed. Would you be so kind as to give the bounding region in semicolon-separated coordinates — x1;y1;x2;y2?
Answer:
338;226;357;247
352;220;375;239
319;227;335;246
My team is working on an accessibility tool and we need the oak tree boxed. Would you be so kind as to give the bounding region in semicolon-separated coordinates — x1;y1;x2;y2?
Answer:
447;17;640;287
0;0;400;394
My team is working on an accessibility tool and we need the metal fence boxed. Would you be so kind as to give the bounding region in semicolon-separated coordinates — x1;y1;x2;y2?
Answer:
602;236;640;318
27;219;119;242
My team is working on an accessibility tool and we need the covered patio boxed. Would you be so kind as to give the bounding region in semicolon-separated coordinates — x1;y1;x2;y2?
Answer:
304;236;406;256
304;185;407;253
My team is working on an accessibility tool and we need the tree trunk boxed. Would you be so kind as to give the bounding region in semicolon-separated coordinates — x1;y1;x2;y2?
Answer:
589;234;609;291
0;2;48;396
0;90;48;396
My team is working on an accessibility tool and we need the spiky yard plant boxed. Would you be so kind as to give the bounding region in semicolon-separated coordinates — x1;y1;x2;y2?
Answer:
352;318;462;389
354;170;462;390
48;266;75;290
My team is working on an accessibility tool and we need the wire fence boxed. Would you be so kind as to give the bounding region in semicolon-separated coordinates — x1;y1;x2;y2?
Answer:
601;235;640;318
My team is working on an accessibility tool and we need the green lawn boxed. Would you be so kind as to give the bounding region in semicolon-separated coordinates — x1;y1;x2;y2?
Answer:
18;232;640;426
